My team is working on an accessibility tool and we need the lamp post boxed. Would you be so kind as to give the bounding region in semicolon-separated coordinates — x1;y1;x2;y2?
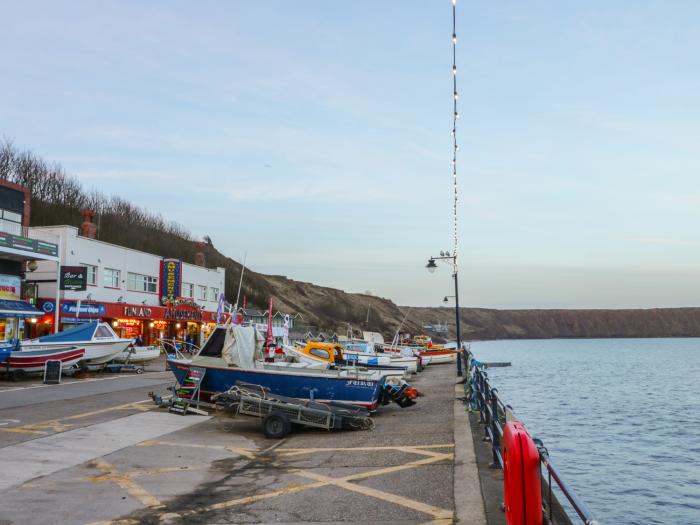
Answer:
426;252;463;376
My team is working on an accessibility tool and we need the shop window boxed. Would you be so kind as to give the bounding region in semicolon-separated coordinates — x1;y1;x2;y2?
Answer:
127;272;157;293
197;285;207;301
104;268;121;288
210;287;219;301
182;282;194;298
81;263;97;286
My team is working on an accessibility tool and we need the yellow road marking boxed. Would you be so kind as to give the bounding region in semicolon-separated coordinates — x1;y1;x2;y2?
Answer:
277;444;454;456
0;400;152;435
294;469;453;520
156;444;453;521
174;481;328;517
89;460;163;509
138;439;257;459
87;518;141;525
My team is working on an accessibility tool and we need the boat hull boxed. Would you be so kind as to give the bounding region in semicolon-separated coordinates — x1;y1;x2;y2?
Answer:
343;352;418;375
22;340;130;365
420;350;457;364
168;360;387;410
7;347;86;373
112;346;161;364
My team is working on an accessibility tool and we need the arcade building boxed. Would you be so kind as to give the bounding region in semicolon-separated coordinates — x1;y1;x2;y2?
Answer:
29;216;226;347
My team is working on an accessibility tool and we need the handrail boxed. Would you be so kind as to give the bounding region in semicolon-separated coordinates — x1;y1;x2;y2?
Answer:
463;349;599;525
158;338;200;361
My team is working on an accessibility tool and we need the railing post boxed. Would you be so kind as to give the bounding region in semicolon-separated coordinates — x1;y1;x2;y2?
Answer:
489;388;501;469
482;383;491;441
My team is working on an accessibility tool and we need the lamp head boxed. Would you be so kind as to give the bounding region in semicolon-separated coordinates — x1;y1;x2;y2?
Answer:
426;258;437;273
443;296;449;304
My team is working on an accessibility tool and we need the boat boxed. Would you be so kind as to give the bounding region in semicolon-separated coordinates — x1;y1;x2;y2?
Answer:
378;344;433;366
341;341;420;374
112;345;162;364
284;341;412;379
6;346;85;376
21;322;132;365
411;335;458;364
167;325;411;410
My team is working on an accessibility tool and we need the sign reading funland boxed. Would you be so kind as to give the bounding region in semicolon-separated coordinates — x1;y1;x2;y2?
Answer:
160;258;182;306
59;266;87;291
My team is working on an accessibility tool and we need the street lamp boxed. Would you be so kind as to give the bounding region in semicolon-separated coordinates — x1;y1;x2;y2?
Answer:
426;251;463;376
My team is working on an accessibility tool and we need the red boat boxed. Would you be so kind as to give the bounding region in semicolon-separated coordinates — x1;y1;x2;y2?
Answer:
6;346;86;375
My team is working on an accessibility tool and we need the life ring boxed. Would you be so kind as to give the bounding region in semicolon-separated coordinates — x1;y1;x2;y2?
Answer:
502;420;543;525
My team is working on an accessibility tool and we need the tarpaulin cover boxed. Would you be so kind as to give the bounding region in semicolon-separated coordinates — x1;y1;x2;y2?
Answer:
36;322;97;342
222;325;264;369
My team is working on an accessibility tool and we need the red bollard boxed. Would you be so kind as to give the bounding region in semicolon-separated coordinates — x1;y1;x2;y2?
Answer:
502;421;543;525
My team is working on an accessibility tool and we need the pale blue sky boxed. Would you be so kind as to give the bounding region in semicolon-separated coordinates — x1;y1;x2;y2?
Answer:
2;1;699;308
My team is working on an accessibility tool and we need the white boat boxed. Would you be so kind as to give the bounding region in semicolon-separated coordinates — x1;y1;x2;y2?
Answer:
112;345;162;364
341;341;419;374
282;342;409;381
22;322;132;365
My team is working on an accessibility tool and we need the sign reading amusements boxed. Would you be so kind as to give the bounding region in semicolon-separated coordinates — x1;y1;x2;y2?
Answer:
59;266;88;291
160;258;182;306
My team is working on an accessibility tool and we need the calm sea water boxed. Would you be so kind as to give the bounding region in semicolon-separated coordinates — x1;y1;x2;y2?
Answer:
469;338;700;525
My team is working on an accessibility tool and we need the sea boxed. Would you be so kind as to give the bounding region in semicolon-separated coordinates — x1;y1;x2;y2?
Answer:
469;338;700;525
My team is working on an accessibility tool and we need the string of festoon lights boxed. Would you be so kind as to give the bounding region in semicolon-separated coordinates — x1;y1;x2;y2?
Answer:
450;0;459;266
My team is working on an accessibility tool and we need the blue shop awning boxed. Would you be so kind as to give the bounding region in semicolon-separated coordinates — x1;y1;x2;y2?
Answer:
0;300;43;318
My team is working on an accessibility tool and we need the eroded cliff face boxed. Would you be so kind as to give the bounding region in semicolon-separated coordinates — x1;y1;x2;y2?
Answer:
408;306;700;340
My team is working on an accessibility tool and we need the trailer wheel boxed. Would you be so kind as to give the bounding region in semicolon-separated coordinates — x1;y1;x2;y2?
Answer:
262;412;291;439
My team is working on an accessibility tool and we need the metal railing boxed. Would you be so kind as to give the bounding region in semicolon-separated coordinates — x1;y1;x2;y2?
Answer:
158;338;201;361
463;350;599;525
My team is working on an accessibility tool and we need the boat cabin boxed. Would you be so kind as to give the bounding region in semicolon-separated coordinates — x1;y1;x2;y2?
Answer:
296;341;344;364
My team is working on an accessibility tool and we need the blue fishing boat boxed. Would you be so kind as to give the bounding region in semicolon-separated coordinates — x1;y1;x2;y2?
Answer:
167;325;389;410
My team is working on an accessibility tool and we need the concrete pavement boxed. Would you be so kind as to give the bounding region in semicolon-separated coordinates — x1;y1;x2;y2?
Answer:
0;361;488;524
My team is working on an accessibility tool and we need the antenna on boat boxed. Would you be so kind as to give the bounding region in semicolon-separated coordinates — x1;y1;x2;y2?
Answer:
233;252;247;313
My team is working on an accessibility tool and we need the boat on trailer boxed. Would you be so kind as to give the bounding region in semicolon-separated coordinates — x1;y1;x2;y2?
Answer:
167;325;413;410
21;322;131;365
6;346;85;376
112;345;161;364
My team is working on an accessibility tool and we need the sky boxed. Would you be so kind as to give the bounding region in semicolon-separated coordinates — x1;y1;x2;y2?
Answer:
1;1;699;309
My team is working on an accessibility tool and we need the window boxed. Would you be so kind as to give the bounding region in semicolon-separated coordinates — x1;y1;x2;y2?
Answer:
210;287;219;301
95;325;114;339
309;348;330;360
127;272;157;293
0;209;22;235
103;268;120;288
81;263;97;286
182;282;194;298
197;285;207;301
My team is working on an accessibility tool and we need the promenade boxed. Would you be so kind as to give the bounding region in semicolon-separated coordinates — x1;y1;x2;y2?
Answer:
0;363;488;524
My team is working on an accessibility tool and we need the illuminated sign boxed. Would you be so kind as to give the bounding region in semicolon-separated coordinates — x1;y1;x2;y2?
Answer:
123;306;152;318
159;258;182;305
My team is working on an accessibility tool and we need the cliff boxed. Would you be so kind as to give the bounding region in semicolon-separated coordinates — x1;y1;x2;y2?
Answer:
408;306;700;340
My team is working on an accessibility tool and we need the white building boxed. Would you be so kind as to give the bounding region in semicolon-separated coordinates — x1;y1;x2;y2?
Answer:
29;225;226;346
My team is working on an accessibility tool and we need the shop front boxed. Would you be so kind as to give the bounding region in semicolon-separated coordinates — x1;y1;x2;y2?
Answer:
37;298;218;347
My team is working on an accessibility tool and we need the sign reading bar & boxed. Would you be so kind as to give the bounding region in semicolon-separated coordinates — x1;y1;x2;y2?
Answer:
59;266;87;291
160;258;182;306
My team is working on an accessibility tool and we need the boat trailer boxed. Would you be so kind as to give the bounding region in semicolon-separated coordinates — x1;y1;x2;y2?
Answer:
212;382;375;439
